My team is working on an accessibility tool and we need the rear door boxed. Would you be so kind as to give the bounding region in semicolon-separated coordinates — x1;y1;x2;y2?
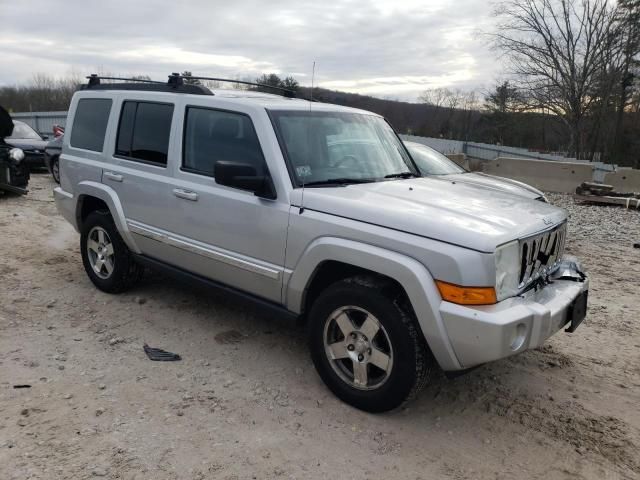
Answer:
101;95;178;260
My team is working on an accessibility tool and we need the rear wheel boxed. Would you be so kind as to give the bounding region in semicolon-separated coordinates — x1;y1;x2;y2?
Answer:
80;210;142;293
51;156;60;183
308;276;434;412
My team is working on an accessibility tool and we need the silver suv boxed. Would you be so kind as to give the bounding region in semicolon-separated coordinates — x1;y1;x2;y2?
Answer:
54;74;588;412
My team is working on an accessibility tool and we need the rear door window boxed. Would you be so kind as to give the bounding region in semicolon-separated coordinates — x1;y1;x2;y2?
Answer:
116;101;173;166
70;98;112;152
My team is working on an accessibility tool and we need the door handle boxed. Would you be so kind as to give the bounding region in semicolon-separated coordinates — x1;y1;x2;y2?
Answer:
104;171;123;182
173;188;199;201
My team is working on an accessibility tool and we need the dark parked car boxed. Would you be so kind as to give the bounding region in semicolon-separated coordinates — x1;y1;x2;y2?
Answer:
45;133;63;183
5;120;48;169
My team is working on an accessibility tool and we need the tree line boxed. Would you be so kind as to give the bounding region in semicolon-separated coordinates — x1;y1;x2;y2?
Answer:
0;71;300;112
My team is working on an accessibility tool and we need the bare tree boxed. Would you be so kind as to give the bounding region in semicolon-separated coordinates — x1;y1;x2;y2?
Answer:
417;87;450;108
459;90;481;140
418;87;469;137
610;0;640;159
492;0;618;157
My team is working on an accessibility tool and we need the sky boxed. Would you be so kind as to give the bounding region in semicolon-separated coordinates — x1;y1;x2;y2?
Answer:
0;0;501;102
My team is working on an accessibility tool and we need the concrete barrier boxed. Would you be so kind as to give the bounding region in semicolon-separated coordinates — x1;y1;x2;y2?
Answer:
604;168;640;193
482;157;594;193
467;158;485;172
445;153;470;170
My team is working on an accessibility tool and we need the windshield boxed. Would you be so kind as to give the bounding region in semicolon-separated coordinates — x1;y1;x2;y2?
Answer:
405;142;465;175
7;121;41;140
270;110;418;186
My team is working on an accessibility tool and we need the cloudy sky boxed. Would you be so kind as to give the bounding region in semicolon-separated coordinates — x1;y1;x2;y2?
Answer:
1;0;501;101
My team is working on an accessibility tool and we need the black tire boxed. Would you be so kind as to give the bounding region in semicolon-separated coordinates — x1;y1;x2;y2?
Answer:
308;275;434;412
80;210;142;293
51;156;60;183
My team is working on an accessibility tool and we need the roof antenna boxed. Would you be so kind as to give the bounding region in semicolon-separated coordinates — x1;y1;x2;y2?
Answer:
299;61;316;215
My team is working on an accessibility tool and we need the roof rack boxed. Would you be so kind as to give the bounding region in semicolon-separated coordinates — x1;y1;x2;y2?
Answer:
82;74;213;95
87;75;164;86
169;73;297;98
81;73;297;99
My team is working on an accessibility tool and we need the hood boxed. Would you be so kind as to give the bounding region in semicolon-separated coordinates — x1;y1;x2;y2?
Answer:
292;177;566;253
439;172;544;200
5;138;48;152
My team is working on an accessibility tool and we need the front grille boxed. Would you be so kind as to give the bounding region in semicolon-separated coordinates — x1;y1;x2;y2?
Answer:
518;222;566;288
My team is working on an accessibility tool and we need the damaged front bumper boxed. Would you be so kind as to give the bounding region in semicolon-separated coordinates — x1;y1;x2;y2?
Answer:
0;162;30;194
440;256;589;369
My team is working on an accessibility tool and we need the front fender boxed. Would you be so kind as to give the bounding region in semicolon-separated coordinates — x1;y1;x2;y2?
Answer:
285;237;462;371
75;181;141;254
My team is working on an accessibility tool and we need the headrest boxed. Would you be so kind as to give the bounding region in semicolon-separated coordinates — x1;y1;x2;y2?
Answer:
212;117;239;139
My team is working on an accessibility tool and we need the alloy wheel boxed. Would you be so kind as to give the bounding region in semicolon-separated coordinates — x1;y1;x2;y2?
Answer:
86;226;115;279
323;306;394;390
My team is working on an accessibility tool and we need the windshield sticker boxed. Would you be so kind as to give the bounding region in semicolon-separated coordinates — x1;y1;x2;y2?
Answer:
296;165;312;178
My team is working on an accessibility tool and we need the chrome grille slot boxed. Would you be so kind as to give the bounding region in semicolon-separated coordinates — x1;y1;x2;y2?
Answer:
518;223;566;288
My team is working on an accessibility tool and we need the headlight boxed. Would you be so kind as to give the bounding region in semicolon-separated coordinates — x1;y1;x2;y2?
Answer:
9;148;25;163
495;240;520;301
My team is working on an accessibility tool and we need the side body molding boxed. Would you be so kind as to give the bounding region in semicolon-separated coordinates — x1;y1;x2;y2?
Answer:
74;181;141;254
285;237;462;371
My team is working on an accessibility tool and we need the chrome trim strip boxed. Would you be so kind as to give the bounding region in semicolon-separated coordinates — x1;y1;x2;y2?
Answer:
518;220;567;242
127;221;281;280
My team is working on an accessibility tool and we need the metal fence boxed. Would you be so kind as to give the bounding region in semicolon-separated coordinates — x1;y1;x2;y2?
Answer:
10;111;68;137
400;134;615;182
401;134;572;162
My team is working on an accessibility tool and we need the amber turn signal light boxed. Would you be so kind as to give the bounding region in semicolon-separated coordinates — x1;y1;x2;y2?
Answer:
435;280;497;305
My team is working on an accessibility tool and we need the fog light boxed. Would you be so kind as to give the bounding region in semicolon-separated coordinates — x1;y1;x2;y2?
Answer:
510;323;527;351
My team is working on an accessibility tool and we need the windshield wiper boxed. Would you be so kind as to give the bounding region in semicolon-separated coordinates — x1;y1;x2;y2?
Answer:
384;172;419;179
303;178;376;187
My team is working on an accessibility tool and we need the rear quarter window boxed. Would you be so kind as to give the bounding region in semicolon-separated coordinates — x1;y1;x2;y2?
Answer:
70;98;112;152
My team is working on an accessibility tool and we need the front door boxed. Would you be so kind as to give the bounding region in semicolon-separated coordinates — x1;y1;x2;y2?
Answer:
164;105;289;303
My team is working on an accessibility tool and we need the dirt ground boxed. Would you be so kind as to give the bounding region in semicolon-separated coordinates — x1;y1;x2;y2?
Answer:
1;174;639;480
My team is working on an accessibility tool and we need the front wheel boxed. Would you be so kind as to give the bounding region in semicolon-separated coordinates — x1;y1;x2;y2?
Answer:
308;276;434;412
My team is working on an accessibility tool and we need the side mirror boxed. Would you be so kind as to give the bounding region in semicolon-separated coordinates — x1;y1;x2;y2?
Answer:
214;161;277;200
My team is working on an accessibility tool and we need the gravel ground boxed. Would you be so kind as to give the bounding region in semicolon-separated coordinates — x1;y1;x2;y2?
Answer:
1;174;639;480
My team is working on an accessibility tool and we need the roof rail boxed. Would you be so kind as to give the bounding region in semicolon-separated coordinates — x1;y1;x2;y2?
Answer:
82;74;213;95
171;73;297;98
81;73;297;98
86;74;165;86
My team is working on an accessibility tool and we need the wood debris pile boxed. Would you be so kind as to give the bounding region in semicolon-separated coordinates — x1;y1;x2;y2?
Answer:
574;182;640;209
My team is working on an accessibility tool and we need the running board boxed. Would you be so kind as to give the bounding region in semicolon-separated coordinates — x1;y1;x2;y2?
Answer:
132;254;299;323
